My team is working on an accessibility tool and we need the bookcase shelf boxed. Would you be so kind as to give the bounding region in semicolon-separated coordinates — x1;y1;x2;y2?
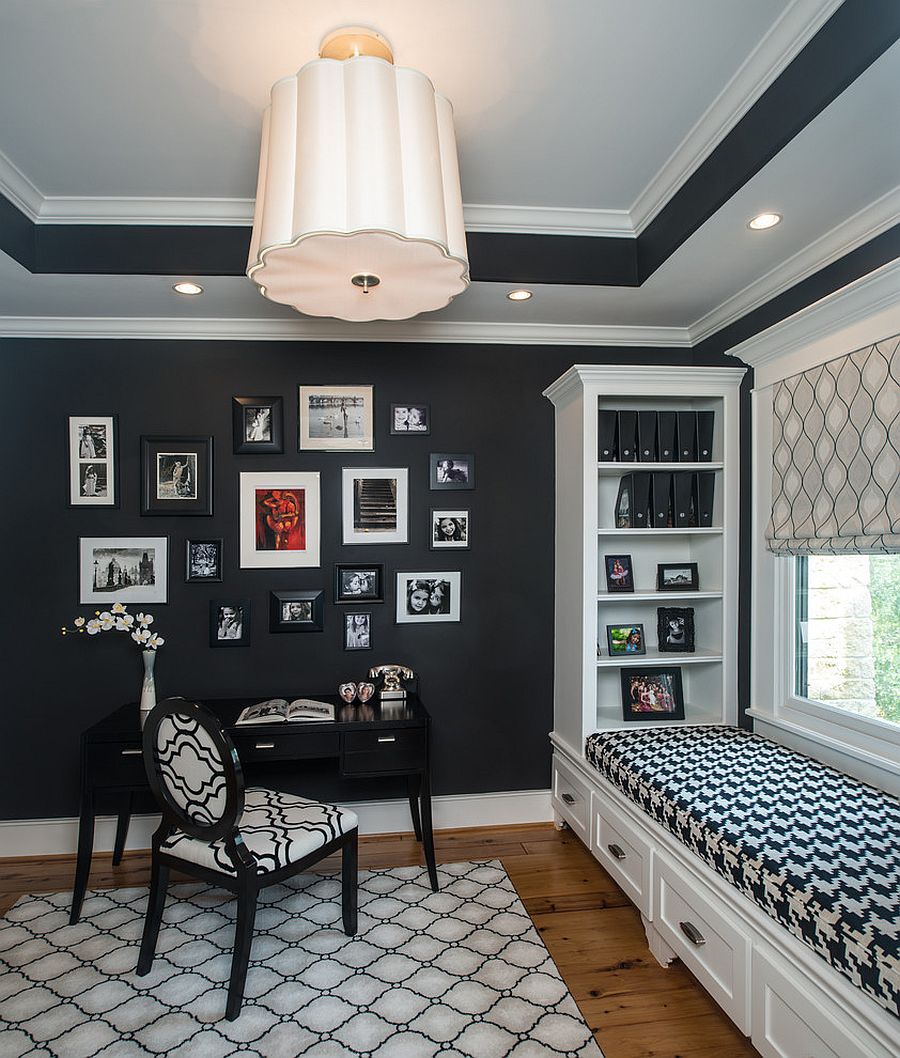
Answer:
597;591;724;602
596;649;724;668
598;461;724;474
597;527;724;536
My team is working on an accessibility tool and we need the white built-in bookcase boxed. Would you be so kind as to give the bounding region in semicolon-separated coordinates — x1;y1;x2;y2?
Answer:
544;364;745;754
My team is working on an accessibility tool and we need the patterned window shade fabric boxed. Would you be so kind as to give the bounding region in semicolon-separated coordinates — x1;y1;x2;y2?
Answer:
766;333;900;555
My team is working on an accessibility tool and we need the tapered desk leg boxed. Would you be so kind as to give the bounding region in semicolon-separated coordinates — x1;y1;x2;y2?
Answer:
419;769;438;892
406;774;423;842
112;792;132;866
70;787;95;924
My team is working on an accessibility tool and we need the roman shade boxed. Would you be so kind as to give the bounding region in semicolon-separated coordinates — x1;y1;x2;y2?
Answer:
766;333;900;555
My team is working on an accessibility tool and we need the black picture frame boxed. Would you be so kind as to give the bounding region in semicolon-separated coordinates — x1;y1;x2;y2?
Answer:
334;563;384;603
604;554;634;593
657;607;696;652
209;599;251;647
656;562;699;591
606;623;646;657
343;612;373;651
390;403;431;435
185;538;223;583
430;452;474;490
620;667;685;722
269;590;325;633
141;435;213;516
232;396;284;454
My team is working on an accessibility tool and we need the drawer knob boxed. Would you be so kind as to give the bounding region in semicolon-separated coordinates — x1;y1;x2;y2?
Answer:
120;749;142;756
254;742;276;750
679;920;706;946
561;792;576;805
607;843;626;860
377;736;396;743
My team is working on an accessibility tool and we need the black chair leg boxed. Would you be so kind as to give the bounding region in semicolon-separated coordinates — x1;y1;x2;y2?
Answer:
342;830;358;936
226;883;258;1021
136;856;169;976
112;792;132;866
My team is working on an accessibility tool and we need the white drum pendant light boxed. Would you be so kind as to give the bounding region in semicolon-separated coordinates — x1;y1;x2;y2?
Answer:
247;27;470;322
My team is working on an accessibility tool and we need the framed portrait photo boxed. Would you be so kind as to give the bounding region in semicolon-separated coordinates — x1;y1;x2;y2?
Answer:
621;667;685;722
298;384;374;451
430;453;474;490
430;508;469;550
209;599;251;647
239;472;320;569
396;571;461;624
68;415;118;507
657;562;699;591
391;403;430;435
79;536;168;604
141;435;213;516
232;396;283;454
606;623;646;657
185;538;223;583
604;554;634;593
269;590;325;633
344;612;372;651
657;607;696;653
334;563;384;603
341;467;408;545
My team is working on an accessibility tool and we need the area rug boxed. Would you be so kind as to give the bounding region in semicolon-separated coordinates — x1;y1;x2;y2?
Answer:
0;860;603;1057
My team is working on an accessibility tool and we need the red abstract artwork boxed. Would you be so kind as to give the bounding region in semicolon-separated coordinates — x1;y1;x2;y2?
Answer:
255;489;306;551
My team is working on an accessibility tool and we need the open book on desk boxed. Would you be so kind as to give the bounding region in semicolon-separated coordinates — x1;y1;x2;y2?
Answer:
236;698;335;725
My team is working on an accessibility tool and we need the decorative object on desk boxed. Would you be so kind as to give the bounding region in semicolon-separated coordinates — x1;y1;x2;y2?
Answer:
68;414;117;507
391;403;430;434
298;384;374;452
342;468;409;544
239;471;320;568
621;666;685;721
430;508;469;549
269;589;325;633
139;648;157;725
606;623;646;656
79;537;168;604
232;395;284;454
209;600;251;647
344;612;372;651
657;607;696;652
338;682;358;704
396;572;461;623
369;663;414;701
356;681;375;703
334;563;384;603
430;453;474;490
140;435;213;516
236;698;335;724
657;562;699;591
185;538;222;582
604;554;634;593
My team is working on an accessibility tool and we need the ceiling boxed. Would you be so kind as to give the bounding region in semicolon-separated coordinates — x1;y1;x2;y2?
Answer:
0;0;897;344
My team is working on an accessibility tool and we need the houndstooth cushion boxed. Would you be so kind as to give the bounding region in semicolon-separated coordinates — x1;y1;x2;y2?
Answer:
585;726;900;1018
162;787;358;875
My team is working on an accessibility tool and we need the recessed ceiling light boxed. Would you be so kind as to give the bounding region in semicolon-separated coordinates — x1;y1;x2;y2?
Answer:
747;212;782;231
172;281;204;295
507;289;533;301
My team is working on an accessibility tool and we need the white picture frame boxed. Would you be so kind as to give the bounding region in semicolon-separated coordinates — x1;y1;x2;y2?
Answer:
239;472;321;569
299;384;374;451
68;415;117;507
79;536;168;604
395;571;462;623
430;508;470;549
342;467;409;545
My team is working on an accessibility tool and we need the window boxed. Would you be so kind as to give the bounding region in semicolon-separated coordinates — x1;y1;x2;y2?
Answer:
794;555;900;727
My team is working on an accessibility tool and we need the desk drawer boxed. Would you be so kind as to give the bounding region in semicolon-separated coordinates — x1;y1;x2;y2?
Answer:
341;729;426;775
86;743;146;787
232;729;340;763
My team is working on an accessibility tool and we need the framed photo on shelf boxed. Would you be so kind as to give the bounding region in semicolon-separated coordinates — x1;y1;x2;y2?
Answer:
341;467;408;544
604;554;634;593
269;590;325;633
621;667;685;722
209;600;251;647
657;562;699;591
79;536;168;604
344;612;372;651
185;538;223;583
430;453;474;490
298;384;374;451
232;396;283;454
396;572;461;623
141;435;213;516
391;404;430;435
239;472;320;569
68;415;118;507
606;624;646;657
657;607;696;652
430;509;469;549
334;563;384;603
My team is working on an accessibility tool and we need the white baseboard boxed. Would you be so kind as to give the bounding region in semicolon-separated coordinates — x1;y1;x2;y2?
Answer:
0;789;552;859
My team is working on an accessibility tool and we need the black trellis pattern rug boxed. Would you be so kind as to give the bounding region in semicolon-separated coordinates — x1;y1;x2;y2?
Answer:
0;861;603;1057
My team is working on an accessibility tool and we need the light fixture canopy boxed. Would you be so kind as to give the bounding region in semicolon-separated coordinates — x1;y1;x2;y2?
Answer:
172;281;203;295
247;28;470;322
748;211;782;230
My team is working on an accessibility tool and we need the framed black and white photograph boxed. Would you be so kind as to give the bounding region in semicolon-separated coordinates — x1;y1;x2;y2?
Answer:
68;415;118;507
430;453;474;490
341;467;408;545
606;624;646;656
298;384;374;452
430;509;469;550
657;562;699;591
334;563;384;603
621;667;685;722
185;538;223;583
343;612;372;651
657;607;696;652
141;435;213;516
239;471;321;569
232;396;283;454
396;571;462;624
209;600;251;647
269;590;325;633
79;536;168;604
604;554;634;593
391;404;430;435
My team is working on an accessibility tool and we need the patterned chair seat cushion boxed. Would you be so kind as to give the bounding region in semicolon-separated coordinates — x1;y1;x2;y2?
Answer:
161;787;358;876
584;726;900;1018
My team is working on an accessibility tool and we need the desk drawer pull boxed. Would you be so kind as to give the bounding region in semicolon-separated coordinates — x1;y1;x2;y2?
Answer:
120;749;142;756
377;736;396;743
679;920;706;946
607;843;626;860
561;792;576;805
254;742;276;750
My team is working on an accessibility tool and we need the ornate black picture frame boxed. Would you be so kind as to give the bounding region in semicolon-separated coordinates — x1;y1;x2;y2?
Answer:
232;396;284;455
657;607;696;652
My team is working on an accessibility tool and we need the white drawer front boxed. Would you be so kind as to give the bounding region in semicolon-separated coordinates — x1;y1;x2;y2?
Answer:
552;755;591;840
592;797;652;916
655;854;750;1033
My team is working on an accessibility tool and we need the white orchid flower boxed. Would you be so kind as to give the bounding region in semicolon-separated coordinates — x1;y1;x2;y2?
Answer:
74;617;85;628
147;633;165;649
98;611;115;630
87;619;102;635
111;602;127;614
132;627;151;645
115;614;135;631
137;612;154;627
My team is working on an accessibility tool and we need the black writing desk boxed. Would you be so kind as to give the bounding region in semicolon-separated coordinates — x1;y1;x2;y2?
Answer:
71;693;436;923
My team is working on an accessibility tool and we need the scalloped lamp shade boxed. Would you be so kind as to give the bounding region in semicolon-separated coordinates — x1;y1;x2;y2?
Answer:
247;55;470;322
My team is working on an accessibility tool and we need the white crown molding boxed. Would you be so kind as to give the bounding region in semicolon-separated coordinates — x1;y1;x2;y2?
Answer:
462;203;634;237
37;196;255;226
629;0;843;234
0;146;43;220
688;185;900;344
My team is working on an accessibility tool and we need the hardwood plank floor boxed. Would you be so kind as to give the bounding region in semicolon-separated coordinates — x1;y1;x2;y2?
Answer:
0;822;758;1057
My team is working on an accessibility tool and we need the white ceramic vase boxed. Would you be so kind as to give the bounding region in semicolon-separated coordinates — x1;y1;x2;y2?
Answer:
139;648;157;727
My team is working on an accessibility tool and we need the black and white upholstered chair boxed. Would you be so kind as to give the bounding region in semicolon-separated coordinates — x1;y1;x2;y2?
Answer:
136;697;358;1020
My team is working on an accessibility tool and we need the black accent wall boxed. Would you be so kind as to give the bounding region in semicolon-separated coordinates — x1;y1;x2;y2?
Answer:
0;340;748;821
